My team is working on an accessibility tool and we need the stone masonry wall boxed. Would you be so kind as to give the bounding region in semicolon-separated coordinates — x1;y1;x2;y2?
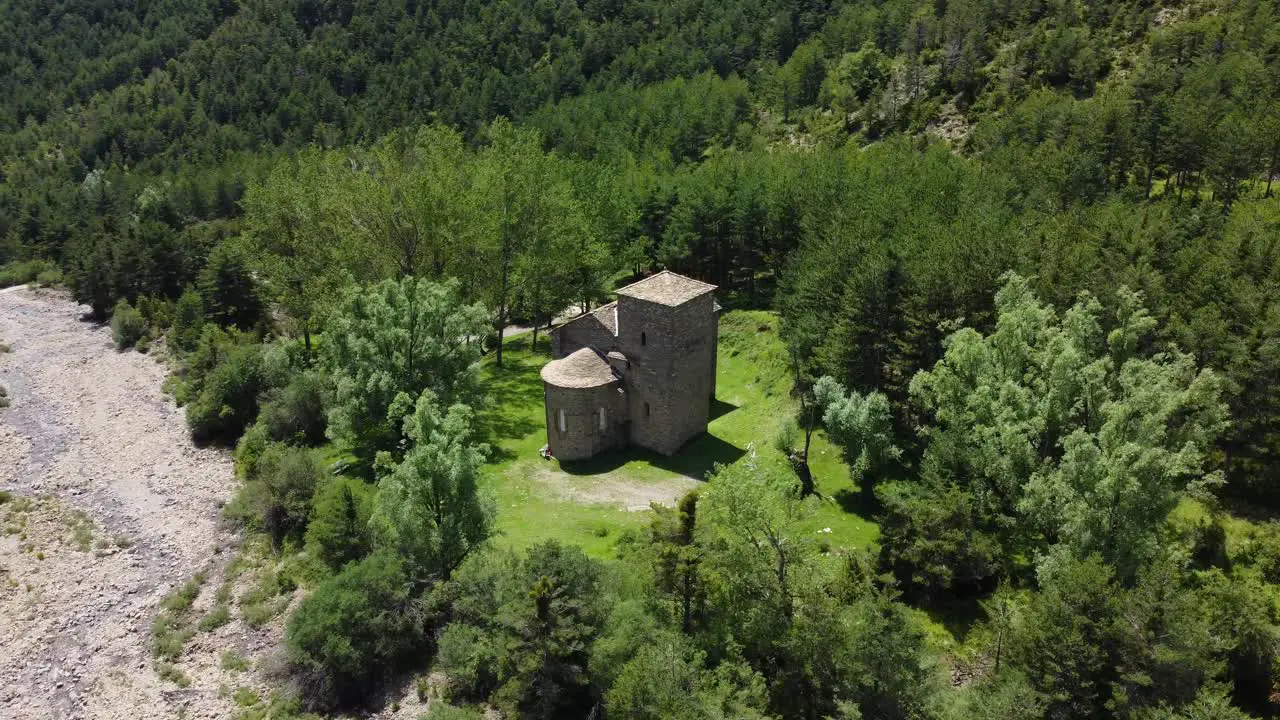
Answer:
543;380;628;461
551;304;617;359
616;293;716;455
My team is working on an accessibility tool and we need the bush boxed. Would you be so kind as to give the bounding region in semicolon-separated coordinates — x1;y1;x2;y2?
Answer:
231;445;322;546
439;542;604;716
305;477;375;571
198;604;231;631
233;423;272;478
436;623;500;701
285;552;420;706
185;340;265;444
35;269;62;287
259;372;328;446
171;287;205;355
260;448;322;546
111;300;147;350
0;259;58;288
136;295;174;330
423;705;485;720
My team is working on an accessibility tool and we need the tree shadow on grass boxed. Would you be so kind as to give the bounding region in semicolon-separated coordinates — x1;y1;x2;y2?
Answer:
560;431;746;482
923;594;988;644
833;486;883;517
477;349;547;462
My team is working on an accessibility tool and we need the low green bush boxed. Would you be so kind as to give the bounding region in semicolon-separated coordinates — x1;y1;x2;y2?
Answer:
423;705;485;720
170;288;205;355
305;477;375;572
111;300;147;350
259;446;321;546
285;552;420;706
136;295;174;331
258;372;328;446
233;423;272;479
435;624;499;701
0;259;58;288
35;269;62;287
227;444;322;548
198;604;231;632
185;340;265;444
221;650;250;672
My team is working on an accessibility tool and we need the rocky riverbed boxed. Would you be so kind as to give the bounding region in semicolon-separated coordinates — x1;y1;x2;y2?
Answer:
0;285;258;719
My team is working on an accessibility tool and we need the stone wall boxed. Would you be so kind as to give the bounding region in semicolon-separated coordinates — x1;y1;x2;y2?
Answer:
543;379;628;461
616;293;716;455
551;303;617;359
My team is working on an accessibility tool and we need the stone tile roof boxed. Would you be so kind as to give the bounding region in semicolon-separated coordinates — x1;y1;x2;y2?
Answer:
615;270;717;307
540;347;619;388
556;301;617;334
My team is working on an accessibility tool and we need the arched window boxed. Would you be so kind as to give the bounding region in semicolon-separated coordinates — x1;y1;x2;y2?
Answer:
598;407;607;431
644;402;650;419
641;331;646;346
557;409;566;433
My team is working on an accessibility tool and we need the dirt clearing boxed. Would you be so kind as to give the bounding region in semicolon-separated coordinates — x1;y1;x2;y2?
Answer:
526;465;698;511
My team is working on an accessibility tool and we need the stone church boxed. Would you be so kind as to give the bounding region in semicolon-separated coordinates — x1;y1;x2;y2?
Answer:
540;271;718;461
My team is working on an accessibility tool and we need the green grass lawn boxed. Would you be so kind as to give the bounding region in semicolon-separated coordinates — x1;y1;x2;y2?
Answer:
476;309;879;559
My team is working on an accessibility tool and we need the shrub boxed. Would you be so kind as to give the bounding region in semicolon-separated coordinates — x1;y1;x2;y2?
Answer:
259;372;328;446
221;650;250;672
185;341;265;444
436;623;500;701
111;299;147;350
199;604;231;632
439;542;604;716
224;477;269;534
136;295;174;330
171;287;205;355
156;661;191;687
285;552;419;706
305;477;375;571
0;259;58;288
233;423;272;479
151;613;193;660
258;447;322;546
162;576;204;614
423;705;485;720
35;269;62;287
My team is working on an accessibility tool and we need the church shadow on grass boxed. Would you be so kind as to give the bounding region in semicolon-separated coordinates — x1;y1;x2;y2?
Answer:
708;398;737;422
559;430;747;482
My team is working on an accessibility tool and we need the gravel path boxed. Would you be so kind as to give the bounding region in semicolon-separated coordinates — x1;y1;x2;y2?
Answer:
0;286;243;719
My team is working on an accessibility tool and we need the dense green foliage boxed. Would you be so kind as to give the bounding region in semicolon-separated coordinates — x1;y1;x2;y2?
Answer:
321;277;489;462
9;0;1280;717
304;477;375;572
285;551;419;705
372;394;493;584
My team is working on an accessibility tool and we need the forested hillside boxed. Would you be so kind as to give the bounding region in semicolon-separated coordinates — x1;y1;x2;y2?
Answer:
3;0;1280;717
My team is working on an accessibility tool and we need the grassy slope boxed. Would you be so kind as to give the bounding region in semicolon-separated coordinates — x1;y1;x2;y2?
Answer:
475;309;879;559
